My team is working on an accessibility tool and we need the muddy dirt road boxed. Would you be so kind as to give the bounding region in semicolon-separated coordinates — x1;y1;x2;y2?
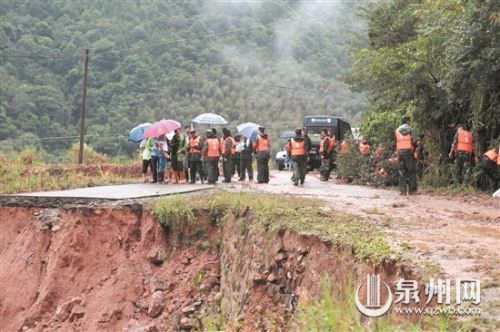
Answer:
232;170;500;319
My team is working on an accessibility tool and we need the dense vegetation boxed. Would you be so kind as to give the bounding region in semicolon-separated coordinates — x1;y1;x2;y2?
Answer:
0;1;366;159
347;0;499;156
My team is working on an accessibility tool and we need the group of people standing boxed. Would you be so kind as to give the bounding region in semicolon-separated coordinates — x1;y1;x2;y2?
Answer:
447;124;499;192
141;126;271;185
334;116;498;194
394;116;499;194
284;127;336;186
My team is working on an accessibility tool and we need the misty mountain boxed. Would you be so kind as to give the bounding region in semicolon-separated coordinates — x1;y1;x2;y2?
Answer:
0;1;367;157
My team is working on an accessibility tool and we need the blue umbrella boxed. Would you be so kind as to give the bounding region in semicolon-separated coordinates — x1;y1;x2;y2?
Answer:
128;122;151;143
237;122;260;142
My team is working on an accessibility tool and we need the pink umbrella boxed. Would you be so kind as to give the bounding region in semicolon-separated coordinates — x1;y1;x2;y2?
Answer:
143;119;181;138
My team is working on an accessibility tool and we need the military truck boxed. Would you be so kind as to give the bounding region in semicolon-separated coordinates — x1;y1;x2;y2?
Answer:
303;115;352;170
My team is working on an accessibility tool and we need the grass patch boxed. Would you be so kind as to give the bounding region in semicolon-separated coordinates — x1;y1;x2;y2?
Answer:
192;268;207;290
152;191;393;266
295;277;423;332
152;195;194;232
419;184;482;196
296;277;493;332
295;277;364;331
0;149;138;194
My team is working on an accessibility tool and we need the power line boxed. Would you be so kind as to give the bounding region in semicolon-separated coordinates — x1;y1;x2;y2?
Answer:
92;14;316;59
0;54;68;59
210;75;322;94
0;134;126;143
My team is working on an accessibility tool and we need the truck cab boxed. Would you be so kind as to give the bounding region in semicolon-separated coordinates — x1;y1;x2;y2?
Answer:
303;116;352;170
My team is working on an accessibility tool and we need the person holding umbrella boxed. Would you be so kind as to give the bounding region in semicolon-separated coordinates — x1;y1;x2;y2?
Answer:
169;129;181;184
238;134;254;182
222;128;236;183
150;136;161;183
180;125;191;183
140;138;153;183
233;134;242;179
157;134;169;184
188;129;204;184
254;127;270;183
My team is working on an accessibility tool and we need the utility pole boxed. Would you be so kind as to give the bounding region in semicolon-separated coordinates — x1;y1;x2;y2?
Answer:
78;49;89;165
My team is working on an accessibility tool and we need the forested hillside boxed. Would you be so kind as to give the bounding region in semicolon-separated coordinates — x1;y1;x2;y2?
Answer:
347;0;499;156
0;1;366;158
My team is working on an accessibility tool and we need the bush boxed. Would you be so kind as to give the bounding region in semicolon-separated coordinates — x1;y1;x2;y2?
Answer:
70;142;108;164
335;139;380;185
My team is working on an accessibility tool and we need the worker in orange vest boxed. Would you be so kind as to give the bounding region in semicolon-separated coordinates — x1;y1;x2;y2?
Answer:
288;128;308;186
395;116;418;195
359;138;371;155
340;134;351;154
254;127;270;183
188;129;204;184
319;128;335;181
375;143;385;161
233;134;242;179
203;130;221;184
481;146;499;192
448;124;474;186
221;128;236;183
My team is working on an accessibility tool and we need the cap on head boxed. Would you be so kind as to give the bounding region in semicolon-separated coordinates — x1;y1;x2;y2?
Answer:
295;128;302;135
401;116;410;124
190;129;196;134
222;127;229;135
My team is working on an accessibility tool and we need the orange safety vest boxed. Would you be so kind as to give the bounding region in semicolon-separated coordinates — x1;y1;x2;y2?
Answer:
359;143;371;155
206;138;220;158
189;136;201;154
328;137;336;153
484;149;499;165
320;137;336;153
340;140;350;154
290;138;305;156
395;129;413;151
255;136;270;153
224;136;236;156
456;128;473;153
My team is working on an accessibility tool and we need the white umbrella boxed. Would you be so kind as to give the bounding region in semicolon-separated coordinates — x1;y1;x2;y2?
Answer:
192;112;228;126
237;122;260;141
